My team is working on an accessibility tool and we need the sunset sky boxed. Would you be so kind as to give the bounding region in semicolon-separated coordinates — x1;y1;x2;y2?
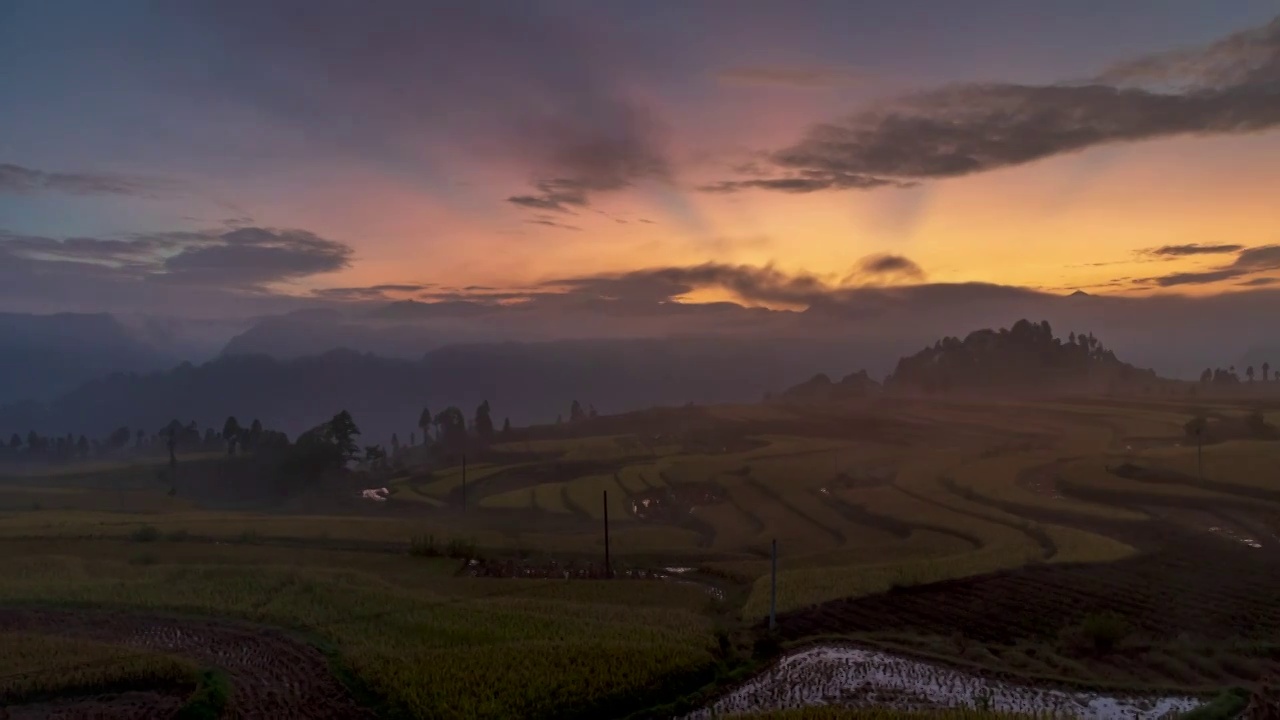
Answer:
3;1;1280;316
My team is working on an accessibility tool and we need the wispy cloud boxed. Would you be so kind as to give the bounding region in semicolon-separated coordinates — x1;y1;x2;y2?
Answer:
1137;243;1280;286
703;16;1280;194
0;226;352;289
0;163;171;198
1142;243;1246;257
716;65;864;88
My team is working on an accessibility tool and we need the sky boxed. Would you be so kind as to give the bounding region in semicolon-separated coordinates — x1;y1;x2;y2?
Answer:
2;0;1280;319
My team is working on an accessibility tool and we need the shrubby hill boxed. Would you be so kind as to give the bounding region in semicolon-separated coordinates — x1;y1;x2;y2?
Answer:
779;370;881;402
885;319;1160;395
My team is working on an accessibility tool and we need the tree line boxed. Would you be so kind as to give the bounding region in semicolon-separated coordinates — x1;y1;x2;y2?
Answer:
1198;362;1275;386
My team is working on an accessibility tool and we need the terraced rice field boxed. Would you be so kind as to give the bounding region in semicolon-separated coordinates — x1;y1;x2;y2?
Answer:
1;395;1276;718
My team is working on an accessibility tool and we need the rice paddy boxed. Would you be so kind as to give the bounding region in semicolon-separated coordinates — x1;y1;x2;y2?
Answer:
0;394;1276;717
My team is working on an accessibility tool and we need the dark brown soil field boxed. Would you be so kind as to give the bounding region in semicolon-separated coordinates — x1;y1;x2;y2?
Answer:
0;608;372;720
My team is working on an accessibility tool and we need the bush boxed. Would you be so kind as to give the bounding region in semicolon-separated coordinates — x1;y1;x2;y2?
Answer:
408;534;439;557
445;538;476;559
409;534;477;559
131;524;161;543
1061;611;1132;654
175;670;230;720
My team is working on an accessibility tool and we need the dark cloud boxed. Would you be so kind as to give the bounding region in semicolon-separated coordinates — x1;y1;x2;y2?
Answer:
1238;277;1280;287
705;15;1280;194
700;173;907;194
1144;268;1247;287
312;283;433;301
1234;244;1280;270
0;226;352;291
507;104;670;211
716;65;863;88
547;263;832;306
1144;243;1246;257
0;163;166;197
154;2;670;212
844;253;926;283
546;256;925;308
526;218;583;231
1137;243;1280;286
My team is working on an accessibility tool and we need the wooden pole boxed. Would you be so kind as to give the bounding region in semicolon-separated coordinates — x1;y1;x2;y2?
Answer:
769;538;778;631
603;490;612;579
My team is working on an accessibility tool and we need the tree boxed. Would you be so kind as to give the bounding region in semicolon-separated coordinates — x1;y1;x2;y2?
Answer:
107;426;131;450
245;419;263;451
8;434;19;451
135;428;145;449
1068;331;1076;345
76;435;89;458
588;404;598;419
329;410;362;463
364;444;388;470
418;406;433;443
434;407;467;449
1264;362;1272;383
501;417;512;438
1247;366;1255;383
570;400;585;422
391;433;401;456
223;416;241;456
474;400;495;442
1199;368;1212;384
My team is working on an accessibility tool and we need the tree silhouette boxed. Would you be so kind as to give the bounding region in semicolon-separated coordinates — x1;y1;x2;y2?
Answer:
588;404;598;419
1247;366;1255;383
76;435;89;458
433;407;467;449
1199;368;1212;384
501;417;511;438
474;400;495;442
1264;361;1272;383
390;433;401;456
570;400;585;422
418;406;433;443
8;434;20;451
329;410;362;463
223;416;241;456
364;444;387;470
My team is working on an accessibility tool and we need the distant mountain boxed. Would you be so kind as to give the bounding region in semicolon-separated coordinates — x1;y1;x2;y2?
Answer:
885;319;1160;394
0;313;175;404
0;337;888;442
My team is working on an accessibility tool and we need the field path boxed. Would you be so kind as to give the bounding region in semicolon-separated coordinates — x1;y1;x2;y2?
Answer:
0;607;373;720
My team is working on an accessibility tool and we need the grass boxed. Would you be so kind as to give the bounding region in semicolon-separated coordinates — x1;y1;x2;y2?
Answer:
0;631;200;704
0;542;719;719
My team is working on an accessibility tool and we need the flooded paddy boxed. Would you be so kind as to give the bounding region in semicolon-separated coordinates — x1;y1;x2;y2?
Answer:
682;645;1202;719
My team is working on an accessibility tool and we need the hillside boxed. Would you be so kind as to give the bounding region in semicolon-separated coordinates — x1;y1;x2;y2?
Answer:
885;319;1160;394
0;312;173;404
0;337;860;442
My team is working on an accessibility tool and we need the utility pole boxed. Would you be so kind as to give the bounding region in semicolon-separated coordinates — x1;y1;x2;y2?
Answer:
769;538;778;631
603;490;612;579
